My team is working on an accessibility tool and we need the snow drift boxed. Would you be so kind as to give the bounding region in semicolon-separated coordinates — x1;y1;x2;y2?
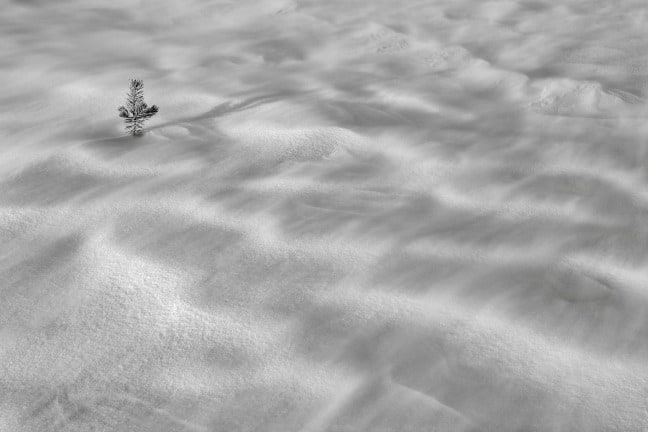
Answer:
2;0;648;431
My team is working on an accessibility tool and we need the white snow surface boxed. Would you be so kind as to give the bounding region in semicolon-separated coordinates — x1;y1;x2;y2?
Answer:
2;0;648;431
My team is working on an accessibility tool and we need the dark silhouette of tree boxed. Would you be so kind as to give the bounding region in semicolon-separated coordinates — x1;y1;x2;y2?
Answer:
118;79;159;136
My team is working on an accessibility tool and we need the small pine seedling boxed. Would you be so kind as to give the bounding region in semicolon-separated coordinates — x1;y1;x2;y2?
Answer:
118;79;159;136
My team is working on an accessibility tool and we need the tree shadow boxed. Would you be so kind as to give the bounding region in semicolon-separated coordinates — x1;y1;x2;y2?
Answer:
148;92;303;132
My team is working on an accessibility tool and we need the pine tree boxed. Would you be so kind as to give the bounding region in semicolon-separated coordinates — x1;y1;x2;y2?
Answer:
118;79;159;136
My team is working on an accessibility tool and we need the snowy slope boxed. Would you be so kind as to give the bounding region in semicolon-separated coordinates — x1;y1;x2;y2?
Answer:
2;0;648;431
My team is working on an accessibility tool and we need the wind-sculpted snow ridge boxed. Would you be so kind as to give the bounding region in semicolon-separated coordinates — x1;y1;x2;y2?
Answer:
2;0;648;431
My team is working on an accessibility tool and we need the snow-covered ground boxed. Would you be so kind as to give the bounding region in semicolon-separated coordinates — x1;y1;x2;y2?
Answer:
2;0;648;430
